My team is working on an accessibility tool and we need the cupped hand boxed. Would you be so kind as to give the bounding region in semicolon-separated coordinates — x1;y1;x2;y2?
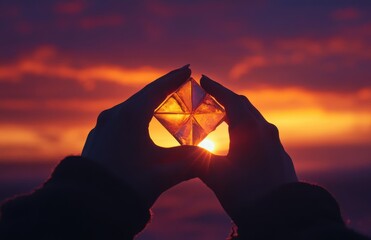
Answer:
82;65;207;208
199;75;298;221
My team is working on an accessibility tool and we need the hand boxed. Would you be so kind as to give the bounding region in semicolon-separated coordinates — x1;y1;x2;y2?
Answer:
199;75;298;221
82;65;207;208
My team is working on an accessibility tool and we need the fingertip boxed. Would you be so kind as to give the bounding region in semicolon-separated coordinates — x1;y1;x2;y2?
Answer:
200;74;226;93
147;66;191;104
200;74;231;107
185;67;192;77
200;74;212;89
176;64;191;75
175;65;192;81
165;64;191;80
181;64;190;69
200;75;218;97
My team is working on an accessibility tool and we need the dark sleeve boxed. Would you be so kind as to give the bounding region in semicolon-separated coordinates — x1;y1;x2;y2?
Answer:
231;182;370;240
0;156;151;240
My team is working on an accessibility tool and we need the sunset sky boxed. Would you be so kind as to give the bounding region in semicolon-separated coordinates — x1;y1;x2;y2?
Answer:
0;1;370;238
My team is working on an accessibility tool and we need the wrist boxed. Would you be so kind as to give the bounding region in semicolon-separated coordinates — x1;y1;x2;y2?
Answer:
231;182;344;239
46;156;151;235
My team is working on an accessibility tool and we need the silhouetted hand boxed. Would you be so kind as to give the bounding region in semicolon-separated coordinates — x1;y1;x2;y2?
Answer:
82;65;206;208
199;75;298;221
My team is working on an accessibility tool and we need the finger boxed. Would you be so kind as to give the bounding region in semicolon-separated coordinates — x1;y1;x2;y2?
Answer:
198;154;230;187
200;75;239;108
81;128;95;157
133;64;191;121
200;75;253;126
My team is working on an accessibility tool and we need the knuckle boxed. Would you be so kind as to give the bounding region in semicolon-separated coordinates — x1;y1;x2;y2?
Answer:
267;123;279;138
238;95;249;102
85;128;95;140
97;109;111;125
88;128;95;136
238;95;253;106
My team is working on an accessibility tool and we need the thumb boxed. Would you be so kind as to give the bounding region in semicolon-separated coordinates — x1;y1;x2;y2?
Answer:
198;154;230;189
156;145;212;182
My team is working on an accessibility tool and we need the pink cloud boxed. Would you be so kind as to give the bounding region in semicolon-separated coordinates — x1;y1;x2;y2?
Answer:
230;36;371;80
276;37;368;57
237;37;264;51
0;46;166;88
146;1;177;18
15;21;33;34
79;15;124;29
230;55;266;79
0;5;20;18
331;7;361;21
55;1;85;14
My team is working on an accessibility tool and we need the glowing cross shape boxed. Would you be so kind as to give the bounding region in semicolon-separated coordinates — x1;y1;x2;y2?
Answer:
154;78;225;145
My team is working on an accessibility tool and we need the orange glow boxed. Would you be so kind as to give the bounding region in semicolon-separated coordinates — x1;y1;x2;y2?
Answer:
149;87;370;153
0;124;90;161
198;139;216;153
241;87;371;146
0;47;166;87
1;86;370;162
149;118;229;155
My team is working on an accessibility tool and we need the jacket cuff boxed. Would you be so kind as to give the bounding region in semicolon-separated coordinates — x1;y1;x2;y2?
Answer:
1;156;151;239
45;156;151;236
233;182;344;239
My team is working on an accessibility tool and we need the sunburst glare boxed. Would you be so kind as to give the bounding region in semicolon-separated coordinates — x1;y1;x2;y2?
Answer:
198;139;216;152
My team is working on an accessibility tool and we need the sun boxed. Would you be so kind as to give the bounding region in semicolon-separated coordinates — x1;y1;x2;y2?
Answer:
198;139;216;152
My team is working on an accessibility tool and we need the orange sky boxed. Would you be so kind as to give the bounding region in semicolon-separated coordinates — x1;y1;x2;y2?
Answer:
0;1;370;163
1;1;371;237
